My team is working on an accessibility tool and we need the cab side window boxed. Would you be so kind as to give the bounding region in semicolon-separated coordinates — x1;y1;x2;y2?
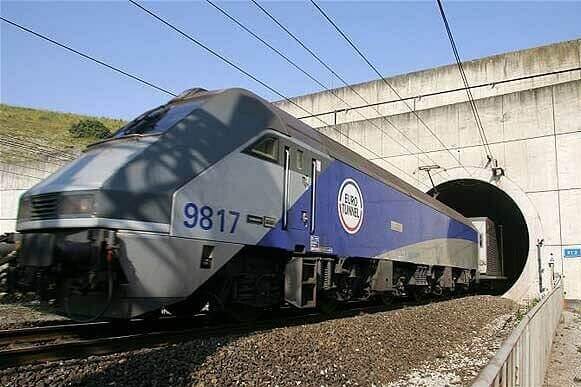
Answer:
246;136;280;163
296;149;304;170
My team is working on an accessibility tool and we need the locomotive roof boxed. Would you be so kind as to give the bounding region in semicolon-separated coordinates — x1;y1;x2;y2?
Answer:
173;87;475;229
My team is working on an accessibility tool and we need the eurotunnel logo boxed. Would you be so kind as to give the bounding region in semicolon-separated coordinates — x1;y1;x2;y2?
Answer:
337;178;364;234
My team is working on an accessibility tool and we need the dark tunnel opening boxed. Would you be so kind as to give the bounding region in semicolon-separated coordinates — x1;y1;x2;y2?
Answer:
428;179;529;292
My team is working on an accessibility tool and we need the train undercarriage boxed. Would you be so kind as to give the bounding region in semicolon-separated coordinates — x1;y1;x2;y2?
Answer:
1;229;476;322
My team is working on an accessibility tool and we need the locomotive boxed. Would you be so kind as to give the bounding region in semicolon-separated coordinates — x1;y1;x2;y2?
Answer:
5;87;479;320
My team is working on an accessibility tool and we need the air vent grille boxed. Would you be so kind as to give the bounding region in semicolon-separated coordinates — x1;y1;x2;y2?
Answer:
30;194;59;220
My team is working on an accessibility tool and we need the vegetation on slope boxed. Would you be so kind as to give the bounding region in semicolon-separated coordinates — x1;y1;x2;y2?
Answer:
0;104;126;153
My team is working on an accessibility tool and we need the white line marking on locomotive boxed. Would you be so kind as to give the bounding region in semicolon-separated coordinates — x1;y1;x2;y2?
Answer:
337;178;364;234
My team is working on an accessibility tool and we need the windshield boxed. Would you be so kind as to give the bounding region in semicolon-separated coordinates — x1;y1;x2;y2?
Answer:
112;100;201;138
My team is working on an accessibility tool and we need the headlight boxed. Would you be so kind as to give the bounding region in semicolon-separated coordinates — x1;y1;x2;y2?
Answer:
58;194;96;217
17;193;96;221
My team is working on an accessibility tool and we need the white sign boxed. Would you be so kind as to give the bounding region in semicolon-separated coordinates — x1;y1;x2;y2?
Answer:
390;220;403;233
337;178;364;234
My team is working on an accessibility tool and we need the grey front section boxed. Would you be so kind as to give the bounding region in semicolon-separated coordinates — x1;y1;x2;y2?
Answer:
17;89;293;231
105;231;243;318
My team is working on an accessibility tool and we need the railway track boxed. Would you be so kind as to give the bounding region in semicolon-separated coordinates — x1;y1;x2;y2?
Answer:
0;302;406;369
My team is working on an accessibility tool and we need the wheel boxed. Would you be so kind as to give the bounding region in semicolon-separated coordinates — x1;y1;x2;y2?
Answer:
411;287;430;303
318;294;339;315
378;292;394;306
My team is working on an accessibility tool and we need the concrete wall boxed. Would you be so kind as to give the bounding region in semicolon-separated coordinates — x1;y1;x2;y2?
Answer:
0;160;58;233
275;39;581;300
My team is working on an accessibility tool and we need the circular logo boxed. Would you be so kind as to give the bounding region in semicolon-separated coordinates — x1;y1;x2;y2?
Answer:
337;178;364;234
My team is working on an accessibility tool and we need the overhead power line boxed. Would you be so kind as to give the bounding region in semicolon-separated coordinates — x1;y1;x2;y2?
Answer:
129;0;320;121
250;0;448;175
309;0;472;176
435;0;493;162
205;0;444;174
0;16;177;97
129;0;428;188
296;66;581;120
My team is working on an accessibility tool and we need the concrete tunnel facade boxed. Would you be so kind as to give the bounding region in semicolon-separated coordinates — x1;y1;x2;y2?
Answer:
274;38;581;300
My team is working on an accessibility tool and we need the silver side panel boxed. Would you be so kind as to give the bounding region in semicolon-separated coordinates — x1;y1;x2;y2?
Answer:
116;231;243;299
171;150;309;245
17;218;169;233
376;238;478;270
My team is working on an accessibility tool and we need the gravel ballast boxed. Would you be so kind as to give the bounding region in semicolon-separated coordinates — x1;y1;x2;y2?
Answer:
0;295;518;387
0;302;67;330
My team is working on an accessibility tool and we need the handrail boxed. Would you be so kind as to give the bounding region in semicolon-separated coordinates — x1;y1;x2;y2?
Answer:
472;277;563;387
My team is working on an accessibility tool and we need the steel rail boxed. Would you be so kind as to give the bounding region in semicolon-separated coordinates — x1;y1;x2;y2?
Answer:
0;301;423;369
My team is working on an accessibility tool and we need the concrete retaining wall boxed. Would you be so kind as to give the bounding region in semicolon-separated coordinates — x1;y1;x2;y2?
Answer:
0;161;58;234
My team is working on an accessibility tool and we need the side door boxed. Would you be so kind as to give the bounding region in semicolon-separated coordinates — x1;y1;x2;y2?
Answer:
282;146;310;232
281;143;323;250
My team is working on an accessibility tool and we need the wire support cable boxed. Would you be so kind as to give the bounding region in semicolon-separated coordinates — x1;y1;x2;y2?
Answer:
250;0;449;178
295;66;581;120
206;0;444;176
0;16;177;97
129;0;428;188
435;0;493;161
309;0;472;176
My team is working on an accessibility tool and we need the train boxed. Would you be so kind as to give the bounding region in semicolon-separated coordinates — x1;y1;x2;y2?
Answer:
2;87;480;321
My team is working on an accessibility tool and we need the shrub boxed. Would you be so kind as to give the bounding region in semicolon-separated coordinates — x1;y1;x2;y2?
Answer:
69;119;111;139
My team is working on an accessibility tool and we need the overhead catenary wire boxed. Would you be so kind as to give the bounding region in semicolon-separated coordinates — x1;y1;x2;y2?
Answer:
128;0;323;123
309;0;472;176
435;0;494;162
296;66;581;120
250;0;449;178
129;0;429;188
205;0;445;175
0;16;177;97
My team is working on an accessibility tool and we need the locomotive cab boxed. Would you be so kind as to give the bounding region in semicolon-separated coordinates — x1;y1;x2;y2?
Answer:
10;88;293;319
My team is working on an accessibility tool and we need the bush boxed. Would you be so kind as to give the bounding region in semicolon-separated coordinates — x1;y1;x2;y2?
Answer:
69;119;111;139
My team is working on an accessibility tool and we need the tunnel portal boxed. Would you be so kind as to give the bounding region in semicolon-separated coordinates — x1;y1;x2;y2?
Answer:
428;179;529;291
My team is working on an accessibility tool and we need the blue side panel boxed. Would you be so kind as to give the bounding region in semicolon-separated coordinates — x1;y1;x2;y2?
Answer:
258;160;476;258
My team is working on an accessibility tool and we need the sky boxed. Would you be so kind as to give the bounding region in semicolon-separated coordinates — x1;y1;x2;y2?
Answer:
1;1;580;120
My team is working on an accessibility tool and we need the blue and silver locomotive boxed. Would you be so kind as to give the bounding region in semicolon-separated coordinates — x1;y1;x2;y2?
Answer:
9;88;478;320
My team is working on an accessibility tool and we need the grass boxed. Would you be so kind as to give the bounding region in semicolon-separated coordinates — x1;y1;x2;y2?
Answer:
0;104;126;153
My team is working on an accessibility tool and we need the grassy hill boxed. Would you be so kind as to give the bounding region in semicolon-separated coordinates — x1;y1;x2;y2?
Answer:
0;104;126;153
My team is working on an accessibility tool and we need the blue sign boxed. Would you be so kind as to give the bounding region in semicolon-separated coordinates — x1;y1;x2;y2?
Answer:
563;248;581;258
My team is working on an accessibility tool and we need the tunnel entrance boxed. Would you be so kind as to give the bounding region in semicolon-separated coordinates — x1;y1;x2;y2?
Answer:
428;179;529;292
